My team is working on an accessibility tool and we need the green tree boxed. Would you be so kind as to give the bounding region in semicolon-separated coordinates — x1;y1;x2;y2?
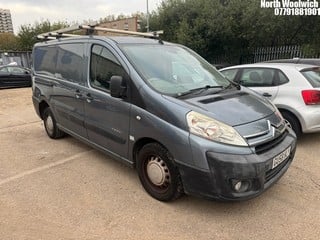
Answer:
153;0;320;63
0;33;19;51
17;20;69;51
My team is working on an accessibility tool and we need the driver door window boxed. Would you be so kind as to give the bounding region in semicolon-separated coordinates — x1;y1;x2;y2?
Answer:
90;45;125;91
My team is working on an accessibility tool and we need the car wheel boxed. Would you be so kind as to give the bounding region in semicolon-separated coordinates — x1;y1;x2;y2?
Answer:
43;107;65;139
281;111;301;138
137;143;183;201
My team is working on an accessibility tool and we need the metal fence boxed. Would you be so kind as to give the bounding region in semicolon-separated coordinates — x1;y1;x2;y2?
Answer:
0;51;32;68
211;45;320;65
254;45;302;62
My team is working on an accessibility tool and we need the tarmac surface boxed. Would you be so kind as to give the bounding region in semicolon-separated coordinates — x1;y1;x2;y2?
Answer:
0;88;319;239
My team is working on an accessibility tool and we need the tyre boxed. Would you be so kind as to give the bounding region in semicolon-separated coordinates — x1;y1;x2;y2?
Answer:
136;143;183;201
43;107;65;139
281;111;301;138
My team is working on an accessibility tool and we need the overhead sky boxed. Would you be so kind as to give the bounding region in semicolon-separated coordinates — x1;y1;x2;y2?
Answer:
1;0;163;34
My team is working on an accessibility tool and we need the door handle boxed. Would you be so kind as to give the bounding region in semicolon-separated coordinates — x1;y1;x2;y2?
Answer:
262;93;272;97
86;93;94;103
48;81;56;87
75;90;82;99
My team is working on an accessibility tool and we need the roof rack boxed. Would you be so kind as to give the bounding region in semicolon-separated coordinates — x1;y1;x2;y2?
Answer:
37;24;164;40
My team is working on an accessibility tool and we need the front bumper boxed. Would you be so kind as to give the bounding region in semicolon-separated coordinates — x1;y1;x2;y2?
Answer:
177;130;296;201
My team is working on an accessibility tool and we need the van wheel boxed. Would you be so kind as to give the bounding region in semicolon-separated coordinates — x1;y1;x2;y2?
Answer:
137;143;183;201
43;107;65;139
281;111;301;138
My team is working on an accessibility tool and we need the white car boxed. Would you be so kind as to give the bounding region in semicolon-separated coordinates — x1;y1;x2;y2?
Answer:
220;63;320;137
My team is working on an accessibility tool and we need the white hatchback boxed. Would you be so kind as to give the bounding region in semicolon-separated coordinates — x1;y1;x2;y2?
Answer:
220;63;320;137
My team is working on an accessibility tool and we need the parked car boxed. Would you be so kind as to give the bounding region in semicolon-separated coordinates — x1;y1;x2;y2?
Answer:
32;28;296;202
220;63;320;137
264;58;320;66
0;65;32;88
211;63;232;70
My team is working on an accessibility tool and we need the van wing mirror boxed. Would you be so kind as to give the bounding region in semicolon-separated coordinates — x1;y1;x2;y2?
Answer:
110;75;127;98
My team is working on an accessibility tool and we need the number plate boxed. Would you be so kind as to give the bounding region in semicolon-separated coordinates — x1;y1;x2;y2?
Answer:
272;146;291;169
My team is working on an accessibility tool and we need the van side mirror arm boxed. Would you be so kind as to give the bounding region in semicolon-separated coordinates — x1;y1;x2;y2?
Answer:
110;75;127;98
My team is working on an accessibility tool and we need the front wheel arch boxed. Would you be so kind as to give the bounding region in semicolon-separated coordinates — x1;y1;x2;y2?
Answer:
136;142;184;201
279;109;302;137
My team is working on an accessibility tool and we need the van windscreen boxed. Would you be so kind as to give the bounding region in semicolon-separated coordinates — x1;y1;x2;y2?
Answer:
120;44;230;96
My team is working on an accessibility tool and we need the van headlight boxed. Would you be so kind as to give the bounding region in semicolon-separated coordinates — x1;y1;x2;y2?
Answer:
186;111;248;146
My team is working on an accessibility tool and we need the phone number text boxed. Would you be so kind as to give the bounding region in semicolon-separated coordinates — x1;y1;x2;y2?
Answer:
274;8;320;15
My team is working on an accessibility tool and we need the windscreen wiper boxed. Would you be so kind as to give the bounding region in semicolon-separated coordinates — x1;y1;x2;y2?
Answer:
176;85;225;98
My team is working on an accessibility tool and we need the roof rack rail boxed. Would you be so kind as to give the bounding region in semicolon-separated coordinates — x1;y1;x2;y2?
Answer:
37;33;79;40
37;24;164;40
37;24;82;40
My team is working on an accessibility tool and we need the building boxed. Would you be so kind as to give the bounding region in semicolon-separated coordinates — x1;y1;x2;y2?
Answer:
0;9;14;33
97;17;141;36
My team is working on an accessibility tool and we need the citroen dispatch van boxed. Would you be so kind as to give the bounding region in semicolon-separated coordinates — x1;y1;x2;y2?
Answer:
32;30;296;201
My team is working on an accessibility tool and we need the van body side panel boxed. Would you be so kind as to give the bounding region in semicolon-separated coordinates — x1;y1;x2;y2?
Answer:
128;104;193;167
52;81;87;138
32;75;55;117
85;90;130;159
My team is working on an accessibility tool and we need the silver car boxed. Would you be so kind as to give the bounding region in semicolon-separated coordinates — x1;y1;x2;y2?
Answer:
220;63;320;137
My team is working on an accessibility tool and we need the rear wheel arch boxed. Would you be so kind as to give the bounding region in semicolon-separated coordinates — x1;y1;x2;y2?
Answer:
38;102;65;139
39;101;50;120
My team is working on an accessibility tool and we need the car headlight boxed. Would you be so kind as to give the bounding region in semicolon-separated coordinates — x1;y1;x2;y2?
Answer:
186;111;248;146
268;101;286;125
272;103;284;121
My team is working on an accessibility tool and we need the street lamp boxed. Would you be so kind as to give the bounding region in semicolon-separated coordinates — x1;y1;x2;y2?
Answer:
146;0;149;32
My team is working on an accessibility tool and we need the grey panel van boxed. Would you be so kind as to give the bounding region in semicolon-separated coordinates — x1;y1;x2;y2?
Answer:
32;30;296;201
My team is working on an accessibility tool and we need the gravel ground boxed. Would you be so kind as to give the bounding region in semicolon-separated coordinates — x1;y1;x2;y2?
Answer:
0;88;319;240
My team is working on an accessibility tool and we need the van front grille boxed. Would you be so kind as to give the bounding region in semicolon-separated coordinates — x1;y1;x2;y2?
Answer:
254;130;288;155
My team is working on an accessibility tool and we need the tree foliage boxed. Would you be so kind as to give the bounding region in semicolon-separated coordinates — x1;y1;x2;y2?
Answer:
150;0;320;63
4;1;320;62
0;33;19;51
17;20;69;51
